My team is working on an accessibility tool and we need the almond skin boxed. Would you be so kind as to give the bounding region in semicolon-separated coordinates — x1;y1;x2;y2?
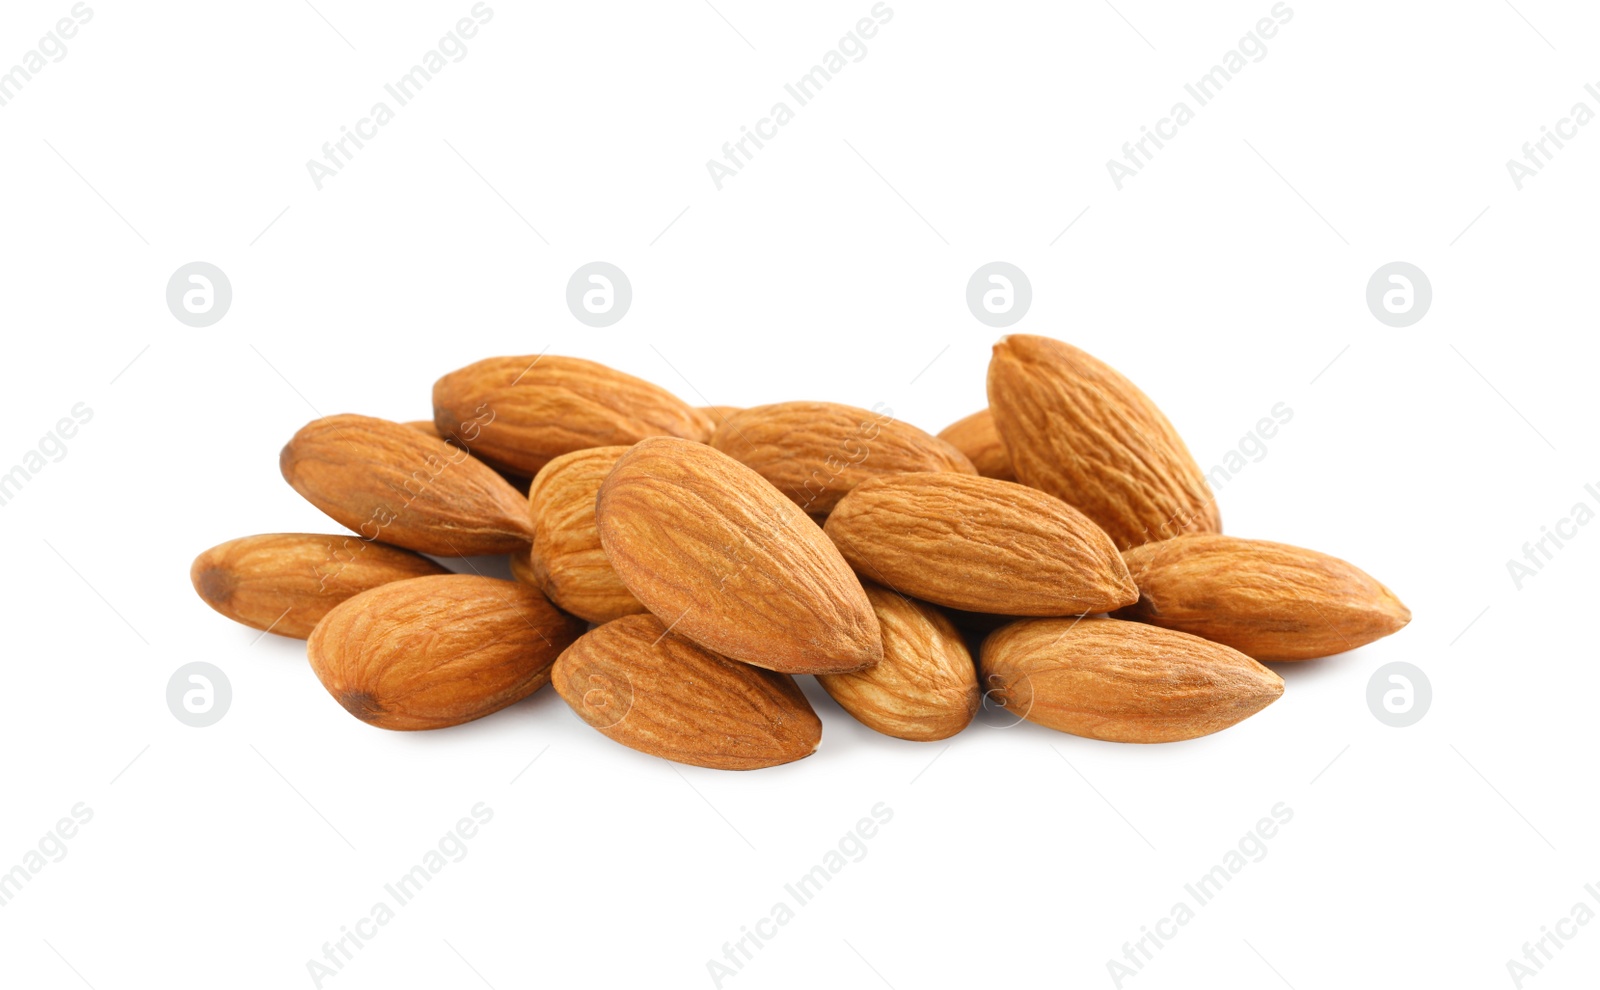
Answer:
710;401;976;515
1116;534;1411;661
937;408;1015;482
552;613;821;770
525;446;646;624
596;437;882;675
823;473;1137;616
307;575;584;730
987;334;1220;550
191;533;449;639
432;355;713;476
281;414;534;556
979;617;1284;743
817;583;979;741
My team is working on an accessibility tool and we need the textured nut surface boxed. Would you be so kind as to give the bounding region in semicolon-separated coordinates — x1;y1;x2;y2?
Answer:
191;533;449;639
987;334;1219;549
823;472;1137;616
552;613;821;770
525;446;646;624
979;617;1284;743
280;414;533;556
710;401;975;515
1117;533;1411;661
307;575;583;730
817;584;979;741
596;437;882;675
937;408;1015;482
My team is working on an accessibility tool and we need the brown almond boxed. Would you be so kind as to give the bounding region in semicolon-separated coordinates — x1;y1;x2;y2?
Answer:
937;408;1015;482
596;437;882;674
710;401;976;515
1117;533;1411;661
987;334;1219;550
552;613;821;770
525;446;646;624
432;355;713;476
191;533;450;639
817;583;979;741
281;414;533;556
979;617;1284;742
307;574;583;730
823;473;1137;616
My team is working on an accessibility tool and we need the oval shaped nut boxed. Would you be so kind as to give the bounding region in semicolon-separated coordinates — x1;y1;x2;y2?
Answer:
596;437;882;675
307;575;584;730
1117;534;1412;661
987;334;1220;550
553;613;822;770
280;414;534;556
525;446;646;624
432;355;713;477
710;401;976;516
937;408;1015;482
817;584;979;741
191;533;450;639
823;473;1137;616
979;617;1284;743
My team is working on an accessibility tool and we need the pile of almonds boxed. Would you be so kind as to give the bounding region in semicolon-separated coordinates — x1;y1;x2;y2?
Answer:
191;335;1410;769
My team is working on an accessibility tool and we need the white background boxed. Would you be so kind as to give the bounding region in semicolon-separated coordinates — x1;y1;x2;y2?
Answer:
2;1;1596;987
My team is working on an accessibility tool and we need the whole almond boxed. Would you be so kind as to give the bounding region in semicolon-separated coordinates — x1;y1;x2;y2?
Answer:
552;613;821;770
710;401;976;515
307;575;583;730
525;446;645;624
432;355;713;476
281;414;533;556
979;617;1283;743
937;408;1015;482
817;583;979;741
1117;533;1411;661
596;437;882;674
823;473;1137;616
987;334;1219;550
191;533;449;639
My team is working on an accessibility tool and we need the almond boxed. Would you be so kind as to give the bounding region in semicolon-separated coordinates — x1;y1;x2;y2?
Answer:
816;583;979;741
525;446;646;624
710;401;976;515
281;414;534;556
307;574;583;730
191;533;449;639
987;334;1219;550
979;617;1283;742
823;472;1137;616
937;408;1015;482
1116;533;1411;661
432;355;713;476
552;613;821;770
596;437;882;675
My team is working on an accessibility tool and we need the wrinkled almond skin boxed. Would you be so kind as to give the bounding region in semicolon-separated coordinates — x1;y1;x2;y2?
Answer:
987;334;1220;550
553;614;821;770
980;617;1284;743
307;575;584;730
525;446;646;624
191;533;449;639
938;408;1015;482
710;401;976;515
281;414;533;556
824;473;1137;616
508;544;539;589
596;437;882;675
817;584;979;741
432;355;713;476
1116;534;1411;661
